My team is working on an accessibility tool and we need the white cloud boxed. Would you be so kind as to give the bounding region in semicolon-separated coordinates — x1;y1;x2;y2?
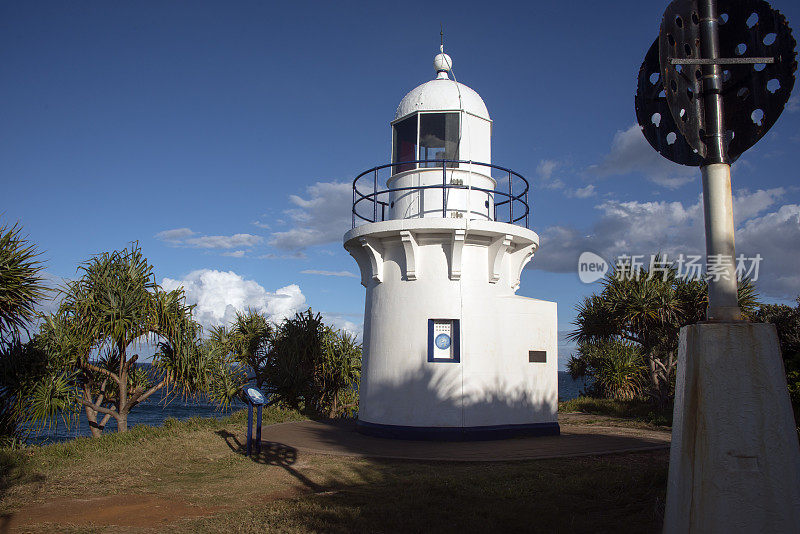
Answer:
300;269;358;278
788;95;799;113
185;234;262;249
544;178;566;190
161;269;306;330
258;252;307;260
156;228;263;250
251;220;271;229
733;188;784;225
222;250;246;258
536;159;565;190
569;184;596;198
588;124;695;189
269;181;352;250
155;228;195;242
321;313;363;340
737;204;800;296
537;159;558;180
531;189;799;298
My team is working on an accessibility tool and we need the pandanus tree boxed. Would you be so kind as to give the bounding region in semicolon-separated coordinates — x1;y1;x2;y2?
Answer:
207;309;272;393
31;244;205;436
753;298;800;423
0;221;49;443
208;309;361;418
266;310;361;417
568;257;758;408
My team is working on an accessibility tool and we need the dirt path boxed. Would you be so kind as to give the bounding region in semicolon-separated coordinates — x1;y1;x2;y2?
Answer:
2;494;216;531
1;488;313;532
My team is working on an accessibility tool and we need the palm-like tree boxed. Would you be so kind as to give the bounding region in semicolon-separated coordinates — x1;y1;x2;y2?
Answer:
0;222;47;339
267;310;361;417
207;309;361;418
568;340;646;400
32;244;204;436
569;257;759;407
207;309;272;392
0;221;49;443
754;297;800;423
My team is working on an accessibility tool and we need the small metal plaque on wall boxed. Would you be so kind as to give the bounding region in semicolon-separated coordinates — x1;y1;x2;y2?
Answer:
529;350;547;363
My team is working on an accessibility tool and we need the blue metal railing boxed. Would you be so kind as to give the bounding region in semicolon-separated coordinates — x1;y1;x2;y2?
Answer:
351;160;530;229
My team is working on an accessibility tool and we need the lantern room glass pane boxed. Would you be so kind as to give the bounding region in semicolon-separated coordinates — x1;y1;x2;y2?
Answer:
420;113;459;168
392;116;417;173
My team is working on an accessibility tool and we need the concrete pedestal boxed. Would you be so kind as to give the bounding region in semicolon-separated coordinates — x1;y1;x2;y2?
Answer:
664;323;800;533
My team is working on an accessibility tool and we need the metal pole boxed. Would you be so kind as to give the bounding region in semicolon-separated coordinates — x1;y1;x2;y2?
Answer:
255;404;262;454
699;0;741;321
699;0;726;165
702;164;741;320
508;171;513;223
373;169;378;222
525;190;529;228
442;164;447;218
352;184;356;228
246;404;253;457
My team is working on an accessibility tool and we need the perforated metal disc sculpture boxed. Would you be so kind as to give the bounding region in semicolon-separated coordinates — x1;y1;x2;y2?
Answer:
636;0;796;321
637;0;796;164
637;38;704;166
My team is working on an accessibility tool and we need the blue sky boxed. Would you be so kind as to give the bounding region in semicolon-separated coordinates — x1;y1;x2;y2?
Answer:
3;1;800;367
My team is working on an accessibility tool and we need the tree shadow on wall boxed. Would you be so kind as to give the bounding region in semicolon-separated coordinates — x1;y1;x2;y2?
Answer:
360;361;556;428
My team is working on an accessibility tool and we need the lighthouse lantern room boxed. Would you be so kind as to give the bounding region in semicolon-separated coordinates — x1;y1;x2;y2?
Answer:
344;50;559;439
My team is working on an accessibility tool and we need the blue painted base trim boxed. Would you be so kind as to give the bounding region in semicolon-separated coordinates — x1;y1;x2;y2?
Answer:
356;420;560;441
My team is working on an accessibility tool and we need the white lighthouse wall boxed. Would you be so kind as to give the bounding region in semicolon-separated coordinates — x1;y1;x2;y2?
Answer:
461;294;557;426
358;241;464;426
386;168;496;221
346;220;557;429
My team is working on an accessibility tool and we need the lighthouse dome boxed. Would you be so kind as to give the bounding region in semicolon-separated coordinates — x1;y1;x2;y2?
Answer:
394;58;490;122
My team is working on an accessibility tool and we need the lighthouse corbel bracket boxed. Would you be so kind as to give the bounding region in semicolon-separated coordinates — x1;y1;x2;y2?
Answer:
449;230;466;281
488;234;513;284
650;0;797;164
345;236;383;287
400;231;419;281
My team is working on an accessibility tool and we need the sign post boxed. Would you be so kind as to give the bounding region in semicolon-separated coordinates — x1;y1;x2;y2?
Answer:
243;386;266;457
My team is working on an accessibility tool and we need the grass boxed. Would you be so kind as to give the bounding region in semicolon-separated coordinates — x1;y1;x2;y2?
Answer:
0;406;669;533
559;396;673;428
180;452;668;534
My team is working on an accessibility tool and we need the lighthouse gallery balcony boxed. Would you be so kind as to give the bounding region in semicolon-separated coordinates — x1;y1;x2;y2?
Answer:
351;159;531;229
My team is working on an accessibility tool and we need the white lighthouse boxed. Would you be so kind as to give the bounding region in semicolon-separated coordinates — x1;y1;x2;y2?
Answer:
343;50;559;439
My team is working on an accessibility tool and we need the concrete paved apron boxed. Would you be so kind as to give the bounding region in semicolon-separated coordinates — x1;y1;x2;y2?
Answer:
255;418;670;462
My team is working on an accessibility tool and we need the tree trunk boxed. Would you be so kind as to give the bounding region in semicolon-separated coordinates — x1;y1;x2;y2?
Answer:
647;353;669;410
117;346;128;433
116;412;128;433
84;405;104;438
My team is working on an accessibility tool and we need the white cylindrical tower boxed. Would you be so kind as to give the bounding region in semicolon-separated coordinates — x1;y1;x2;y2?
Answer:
344;52;558;440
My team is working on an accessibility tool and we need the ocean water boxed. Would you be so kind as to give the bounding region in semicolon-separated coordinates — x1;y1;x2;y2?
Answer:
24;388;239;446
558;371;590;401
27;371;588;445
